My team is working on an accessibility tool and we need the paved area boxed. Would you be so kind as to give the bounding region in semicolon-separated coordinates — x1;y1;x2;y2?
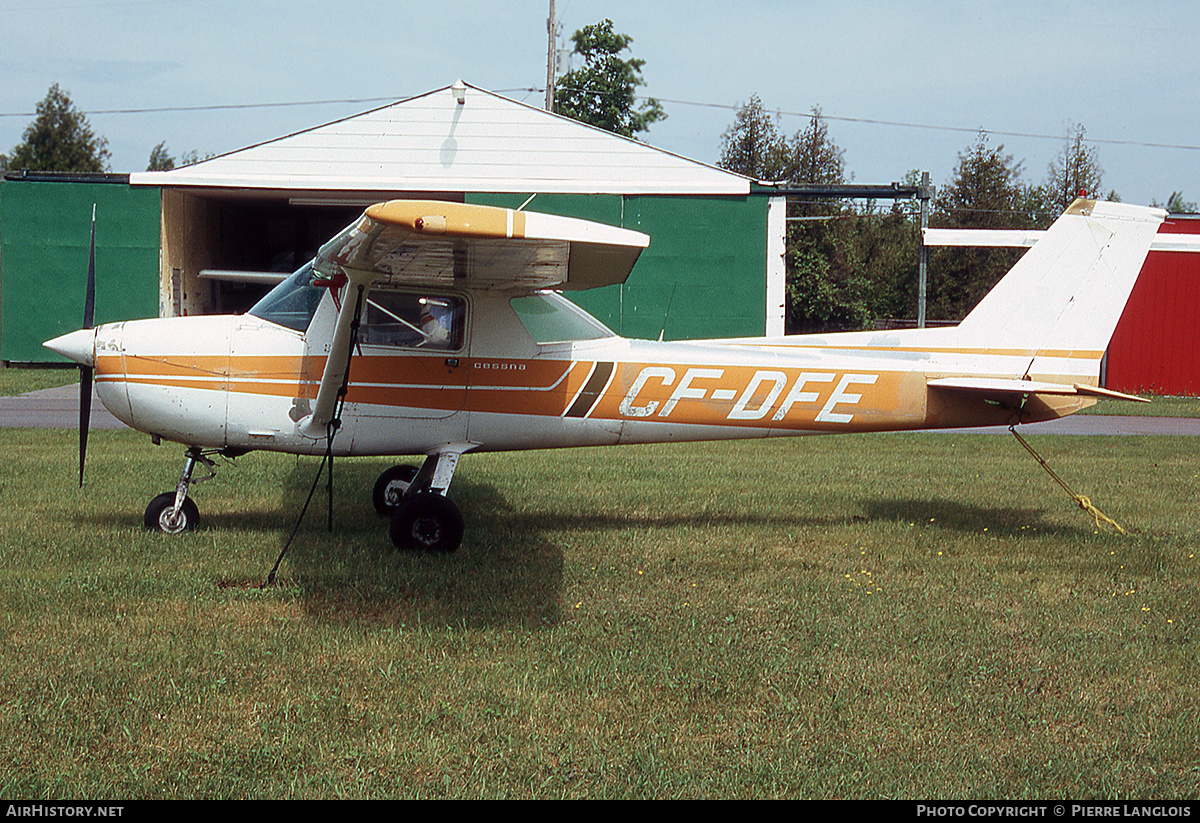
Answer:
2;384;1198;435
0;384;127;429
933;415;1200;436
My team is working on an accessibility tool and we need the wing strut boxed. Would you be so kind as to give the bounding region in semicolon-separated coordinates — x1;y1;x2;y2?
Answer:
264;284;366;587
300;270;373;438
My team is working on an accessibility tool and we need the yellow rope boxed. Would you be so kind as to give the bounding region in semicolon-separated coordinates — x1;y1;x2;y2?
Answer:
1008;426;1127;534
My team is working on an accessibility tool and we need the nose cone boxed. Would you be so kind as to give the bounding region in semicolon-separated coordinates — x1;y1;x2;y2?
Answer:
44;328;96;367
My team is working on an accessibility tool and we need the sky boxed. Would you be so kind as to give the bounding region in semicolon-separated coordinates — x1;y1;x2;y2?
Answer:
2;0;1198;209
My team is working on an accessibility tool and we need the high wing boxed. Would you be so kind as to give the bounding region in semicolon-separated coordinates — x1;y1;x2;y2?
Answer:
300;200;650;436
313;199;649;291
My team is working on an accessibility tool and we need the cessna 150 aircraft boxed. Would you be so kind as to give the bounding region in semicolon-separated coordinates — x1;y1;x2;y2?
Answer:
45;197;1164;553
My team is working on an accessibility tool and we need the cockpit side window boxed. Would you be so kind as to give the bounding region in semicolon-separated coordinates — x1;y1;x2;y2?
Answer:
360;291;466;351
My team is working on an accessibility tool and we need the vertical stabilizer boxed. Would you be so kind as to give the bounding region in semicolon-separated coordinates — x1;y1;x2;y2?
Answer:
953;199;1164;378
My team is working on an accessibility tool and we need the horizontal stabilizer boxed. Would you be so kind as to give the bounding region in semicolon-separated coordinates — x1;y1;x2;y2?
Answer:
928;377;1149;403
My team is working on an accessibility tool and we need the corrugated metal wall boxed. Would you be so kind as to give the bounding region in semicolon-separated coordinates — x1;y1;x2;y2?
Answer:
1106;217;1200;396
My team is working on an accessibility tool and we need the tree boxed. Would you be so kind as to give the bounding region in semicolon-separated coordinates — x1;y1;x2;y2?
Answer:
1044;123;1108;211
554;19;665;137
1153;192;1198;214
935;131;1036;228
928;131;1040;320
179;149;213;165
147;145;213;170
8;84;110;172
718;100;877;331
775;108;862;332
147;141;175;171
788;106;845;187
717;96;790;181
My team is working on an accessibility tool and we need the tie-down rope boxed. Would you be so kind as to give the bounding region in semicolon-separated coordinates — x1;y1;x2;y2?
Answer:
1008;425;1127;534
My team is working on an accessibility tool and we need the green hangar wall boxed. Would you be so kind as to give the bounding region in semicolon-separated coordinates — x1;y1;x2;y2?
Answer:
1;180;772;362
0;175;160;363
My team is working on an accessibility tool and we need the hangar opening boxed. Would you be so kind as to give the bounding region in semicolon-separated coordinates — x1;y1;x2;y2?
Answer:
161;190;391;316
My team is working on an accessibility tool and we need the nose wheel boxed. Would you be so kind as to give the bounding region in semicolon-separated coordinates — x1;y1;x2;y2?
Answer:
144;492;199;533
143;447;216;534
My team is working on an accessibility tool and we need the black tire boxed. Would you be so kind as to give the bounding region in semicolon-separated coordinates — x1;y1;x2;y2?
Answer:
372;464;420;516
144;492;199;533
389;492;464;552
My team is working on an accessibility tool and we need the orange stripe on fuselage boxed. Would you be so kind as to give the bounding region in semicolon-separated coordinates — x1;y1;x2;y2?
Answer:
94;351;1088;432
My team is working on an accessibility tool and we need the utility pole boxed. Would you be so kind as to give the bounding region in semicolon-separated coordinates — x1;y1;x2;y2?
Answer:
545;0;557;112
918;171;932;328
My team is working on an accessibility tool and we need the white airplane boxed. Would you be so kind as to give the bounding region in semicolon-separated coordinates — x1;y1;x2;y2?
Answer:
45;197;1163;553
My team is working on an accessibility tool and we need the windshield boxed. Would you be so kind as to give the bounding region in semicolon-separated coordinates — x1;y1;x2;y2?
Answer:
247;263;325;332
510;292;615;344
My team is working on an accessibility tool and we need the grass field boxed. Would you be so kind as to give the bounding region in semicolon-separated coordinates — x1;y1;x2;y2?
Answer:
0;426;1196;798
0;367;75;397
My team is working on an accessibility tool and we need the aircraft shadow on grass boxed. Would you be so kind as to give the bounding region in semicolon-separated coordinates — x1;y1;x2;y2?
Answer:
860;497;1102;539
71;458;1131;630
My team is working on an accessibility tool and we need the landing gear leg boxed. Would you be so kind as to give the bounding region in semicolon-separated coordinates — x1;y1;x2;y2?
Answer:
387;451;465;553
144;447;216;533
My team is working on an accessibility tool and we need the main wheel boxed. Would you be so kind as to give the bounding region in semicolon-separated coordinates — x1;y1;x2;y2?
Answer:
144;492;199;533
389;492;464;553
372;464;420;516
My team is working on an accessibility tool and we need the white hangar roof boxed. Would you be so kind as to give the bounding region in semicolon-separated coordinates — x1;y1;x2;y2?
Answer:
130;82;751;196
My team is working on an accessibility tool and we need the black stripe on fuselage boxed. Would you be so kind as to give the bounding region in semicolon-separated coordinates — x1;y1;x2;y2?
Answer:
564;361;614;418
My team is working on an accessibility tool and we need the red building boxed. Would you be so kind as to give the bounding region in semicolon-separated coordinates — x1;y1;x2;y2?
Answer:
1106;216;1200;396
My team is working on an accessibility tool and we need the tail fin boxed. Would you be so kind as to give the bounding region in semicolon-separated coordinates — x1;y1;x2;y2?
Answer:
954;198;1165;377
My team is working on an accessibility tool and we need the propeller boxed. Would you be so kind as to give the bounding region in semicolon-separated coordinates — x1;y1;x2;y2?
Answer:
78;205;96;487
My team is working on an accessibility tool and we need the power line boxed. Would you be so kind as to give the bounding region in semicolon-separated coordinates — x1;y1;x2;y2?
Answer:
2;86;1197;154
0;88;547;120
0;95;408;119
654;96;1200;153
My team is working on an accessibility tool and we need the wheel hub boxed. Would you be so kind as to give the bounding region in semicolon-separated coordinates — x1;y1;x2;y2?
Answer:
410;516;443;547
384;482;406;508
158;507;188;533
